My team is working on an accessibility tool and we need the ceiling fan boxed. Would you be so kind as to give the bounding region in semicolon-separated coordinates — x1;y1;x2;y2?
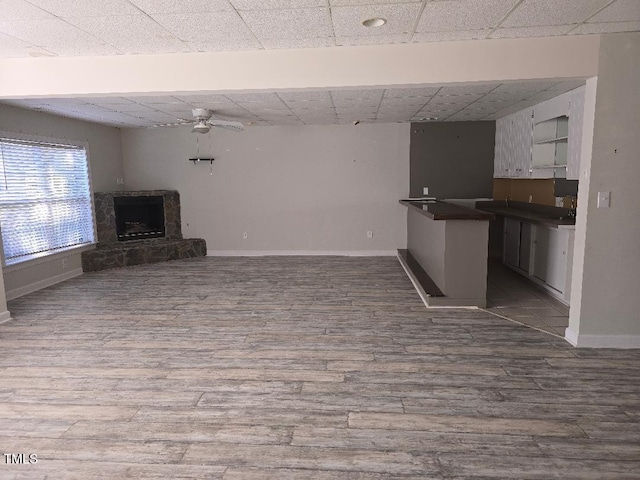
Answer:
159;108;245;134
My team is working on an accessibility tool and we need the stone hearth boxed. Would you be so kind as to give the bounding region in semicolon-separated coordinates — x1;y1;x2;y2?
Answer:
81;190;206;272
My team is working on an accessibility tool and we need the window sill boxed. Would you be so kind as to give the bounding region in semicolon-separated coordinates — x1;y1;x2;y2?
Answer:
3;244;96;273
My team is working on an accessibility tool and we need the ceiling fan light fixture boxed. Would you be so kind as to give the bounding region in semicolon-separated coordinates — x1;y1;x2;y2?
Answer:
362;17;386;28
191;121;211;134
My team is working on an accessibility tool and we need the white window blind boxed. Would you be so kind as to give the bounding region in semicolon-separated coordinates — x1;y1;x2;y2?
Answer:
0;137;95;266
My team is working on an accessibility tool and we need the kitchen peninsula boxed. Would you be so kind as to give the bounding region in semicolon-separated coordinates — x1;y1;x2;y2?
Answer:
399;200;494;308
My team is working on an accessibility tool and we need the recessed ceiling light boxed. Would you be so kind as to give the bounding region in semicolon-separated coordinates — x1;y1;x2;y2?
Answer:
362;17;387;28
420;117;438;121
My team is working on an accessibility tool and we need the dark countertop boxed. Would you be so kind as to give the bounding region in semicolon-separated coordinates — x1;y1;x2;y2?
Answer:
400;200;494;221
476;201;576;230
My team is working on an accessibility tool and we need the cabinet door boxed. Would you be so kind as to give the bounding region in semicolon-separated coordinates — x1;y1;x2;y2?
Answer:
532;226;569;293
494;117;509;177
519;222;532;272
511;109;533;178
567;86;585;180
504;218;521;267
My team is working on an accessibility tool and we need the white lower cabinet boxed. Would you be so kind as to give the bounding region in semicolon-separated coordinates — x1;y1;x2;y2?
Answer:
502;219;573;303
532;225;569;293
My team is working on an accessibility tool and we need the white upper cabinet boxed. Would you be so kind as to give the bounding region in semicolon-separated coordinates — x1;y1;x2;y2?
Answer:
494;108;533;178
567;86;586;180
494;87;586;180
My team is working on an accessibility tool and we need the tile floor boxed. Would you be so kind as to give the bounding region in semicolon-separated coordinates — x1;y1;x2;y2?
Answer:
486;258;569;338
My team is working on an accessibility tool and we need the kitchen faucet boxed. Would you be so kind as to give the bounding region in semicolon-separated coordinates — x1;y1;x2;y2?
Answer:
505;195;511;208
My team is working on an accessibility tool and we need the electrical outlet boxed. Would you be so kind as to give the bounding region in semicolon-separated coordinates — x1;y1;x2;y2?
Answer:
242;232;248;239
422;187;429;196
529;195;533;203
367;230;373;239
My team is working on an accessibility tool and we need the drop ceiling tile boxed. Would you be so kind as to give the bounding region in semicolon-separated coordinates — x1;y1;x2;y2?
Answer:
83;97;135;105
588;0;640;23
416;0;516;32
430;94;484;105
544;80;585;92
0;18;120;56
29;0;142;17
571;21;640;34
66;16;189;55
412;29;491;42
125;96;185;105
490;24;574;38
477;91;530;102
240;8;331;39
0;0;55;20
128;0;232;14
331;3;422;37
0;31;50;57
331;89;384;102
111;103;163;114
261;37;335;49
491;81;558;93
151;12;255;42
277;91;332;102
174;94;237;105
384;86;441;97
335;33;409;46
502;0;611;27
379;96;432;107
225;92;284;103
437;84;497;95
330;0;420;4
187;38;262;52
230;0;327;9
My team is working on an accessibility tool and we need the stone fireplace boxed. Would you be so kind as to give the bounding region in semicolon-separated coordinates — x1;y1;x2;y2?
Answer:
81;190;206;272
114;195;166;241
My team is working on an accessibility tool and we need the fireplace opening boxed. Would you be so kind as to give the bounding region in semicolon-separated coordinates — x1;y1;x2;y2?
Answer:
114;196;165;241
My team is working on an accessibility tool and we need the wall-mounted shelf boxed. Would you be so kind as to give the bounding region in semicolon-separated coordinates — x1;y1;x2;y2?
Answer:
535;136;568;145
189;157;214;165
532;165;567;169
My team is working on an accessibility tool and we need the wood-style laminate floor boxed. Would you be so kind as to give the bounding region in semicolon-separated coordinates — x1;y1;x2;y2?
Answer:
1;256;639;479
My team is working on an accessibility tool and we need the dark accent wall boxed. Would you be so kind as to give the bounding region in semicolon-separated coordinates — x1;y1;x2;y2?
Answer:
410;121;496;199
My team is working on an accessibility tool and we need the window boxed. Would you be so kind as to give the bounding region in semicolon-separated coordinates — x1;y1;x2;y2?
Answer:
0;135;95;266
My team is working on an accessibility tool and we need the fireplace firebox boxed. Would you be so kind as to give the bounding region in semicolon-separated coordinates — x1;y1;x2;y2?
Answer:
114;195;165;241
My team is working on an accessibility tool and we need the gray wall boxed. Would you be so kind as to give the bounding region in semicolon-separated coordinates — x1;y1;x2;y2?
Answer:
0;103;125;299
122;123;410;254
410;121;495;199
568;32;640;346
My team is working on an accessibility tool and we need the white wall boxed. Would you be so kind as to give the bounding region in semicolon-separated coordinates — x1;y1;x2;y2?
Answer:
567;32;640;348
0;104;125;299
122;123;410;254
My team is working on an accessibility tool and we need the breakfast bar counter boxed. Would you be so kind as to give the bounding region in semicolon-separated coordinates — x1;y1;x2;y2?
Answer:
399;200;494;308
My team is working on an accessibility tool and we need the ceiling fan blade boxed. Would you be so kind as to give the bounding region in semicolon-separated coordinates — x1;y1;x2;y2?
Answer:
153;122;191;128
208;119;245;132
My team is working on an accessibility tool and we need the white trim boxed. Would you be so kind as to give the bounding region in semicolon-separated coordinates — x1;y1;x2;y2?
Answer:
397;251;487;309
207;250;396;257
0;310;12;325
564;327;579;346
397;251;430;308
3;245;94;273
564;328;640;348
5;267;83;301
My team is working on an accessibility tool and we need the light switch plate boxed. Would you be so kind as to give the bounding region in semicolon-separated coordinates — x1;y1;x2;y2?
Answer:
423;187;429;196
597;191;610;209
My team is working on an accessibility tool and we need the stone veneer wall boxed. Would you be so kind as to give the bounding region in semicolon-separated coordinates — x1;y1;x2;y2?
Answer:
82;190;206;272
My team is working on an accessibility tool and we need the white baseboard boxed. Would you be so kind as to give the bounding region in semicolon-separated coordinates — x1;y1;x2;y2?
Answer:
5;268;83;301
207;250;396;257
0;310;12;324
565;327;640;348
